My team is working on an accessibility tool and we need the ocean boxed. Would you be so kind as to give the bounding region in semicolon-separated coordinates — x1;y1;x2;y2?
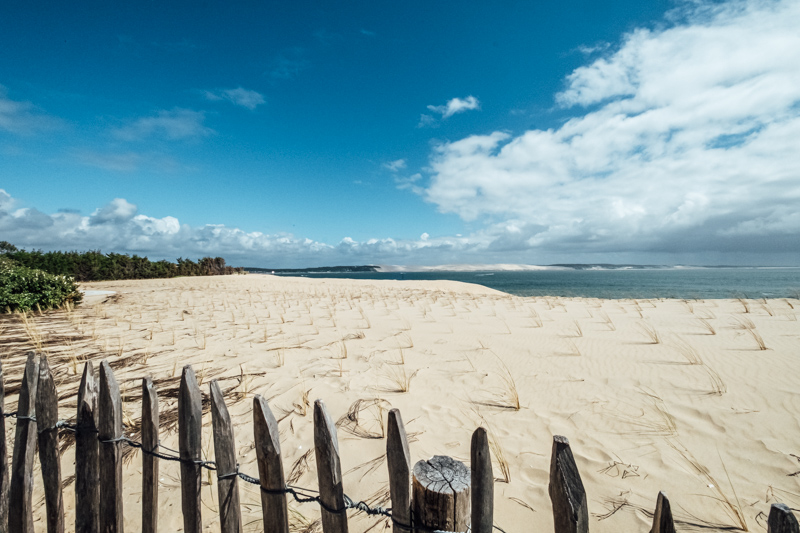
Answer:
272;267;800;299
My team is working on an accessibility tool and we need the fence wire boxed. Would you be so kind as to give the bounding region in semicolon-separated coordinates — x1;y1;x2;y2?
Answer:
3;411;506;533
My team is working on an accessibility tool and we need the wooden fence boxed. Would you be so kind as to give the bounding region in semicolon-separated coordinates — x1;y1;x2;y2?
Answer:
0;351;797;533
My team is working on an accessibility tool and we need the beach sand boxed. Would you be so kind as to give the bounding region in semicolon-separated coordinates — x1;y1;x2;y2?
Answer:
2;274;799;532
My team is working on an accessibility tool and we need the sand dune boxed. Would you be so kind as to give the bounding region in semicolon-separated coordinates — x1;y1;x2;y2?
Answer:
2;274;799;532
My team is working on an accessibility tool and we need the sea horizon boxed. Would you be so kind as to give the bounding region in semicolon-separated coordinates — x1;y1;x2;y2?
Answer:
249;265;800;300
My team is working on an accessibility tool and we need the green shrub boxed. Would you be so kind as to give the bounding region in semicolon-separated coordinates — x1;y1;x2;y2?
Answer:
0;260;83;313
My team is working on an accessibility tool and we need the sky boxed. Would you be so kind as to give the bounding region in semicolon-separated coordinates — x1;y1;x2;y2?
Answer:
1;0;799;267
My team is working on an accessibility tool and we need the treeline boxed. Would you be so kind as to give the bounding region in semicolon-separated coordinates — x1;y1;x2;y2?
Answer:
1;242;243;282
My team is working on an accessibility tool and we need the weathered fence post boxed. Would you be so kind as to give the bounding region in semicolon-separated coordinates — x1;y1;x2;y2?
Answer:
210;380;242;533
98;360;124;533
650;491;675;533
9;351;39;533
142;377;159;533
386;409;411;533
0;360;8;533
471;427;493;533
768;503;799;533
36;355;65;533
549;435;588;533
253;395;289;533
179;365;203;533
314;399;349;533
76;361;99;533
412;456;470;532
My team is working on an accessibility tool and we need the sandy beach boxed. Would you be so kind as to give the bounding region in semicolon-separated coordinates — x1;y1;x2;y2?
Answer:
2;274;799;532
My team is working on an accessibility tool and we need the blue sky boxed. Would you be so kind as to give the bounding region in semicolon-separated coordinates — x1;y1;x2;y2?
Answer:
2;0;799;267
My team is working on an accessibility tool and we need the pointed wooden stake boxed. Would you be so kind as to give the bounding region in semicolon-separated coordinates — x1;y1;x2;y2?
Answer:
9;351;40;533
314;399;349;533
142;376;159;533
549;435;588;533
650;491;675;533
471;427;493;533
386;409;411;533
36;355;65;533
768;503;799;533
210;380;242;533
76;361;99;533
0;359;8;533
179;365;203;533
254;395;289;533
98;360;123;533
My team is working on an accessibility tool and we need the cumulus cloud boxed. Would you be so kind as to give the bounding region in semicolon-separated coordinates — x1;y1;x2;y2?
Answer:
0;191;491;267
112;108;213;141
205;87;265;110
423;0;800;258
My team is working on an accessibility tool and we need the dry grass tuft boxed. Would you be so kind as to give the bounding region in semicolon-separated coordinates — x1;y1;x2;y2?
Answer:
639;321;660;344
732;317;768;350
697;318;716;335
474;352;522;410
597;311;615;331
667;440;748;531
669;336;703;365
378;366;418;393
336;398;391;439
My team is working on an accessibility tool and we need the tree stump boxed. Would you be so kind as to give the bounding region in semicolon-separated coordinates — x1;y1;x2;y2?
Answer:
412;456;470;532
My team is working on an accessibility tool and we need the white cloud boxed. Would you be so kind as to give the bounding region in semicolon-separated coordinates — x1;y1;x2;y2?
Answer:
91;198;138;224
112;108;213;141
383;159;407;172
205;87;265;110
423;0;800;258
0;191;482;266
427;96;481;119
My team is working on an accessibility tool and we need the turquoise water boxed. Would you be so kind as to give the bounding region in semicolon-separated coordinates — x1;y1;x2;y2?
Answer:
274;268;800;299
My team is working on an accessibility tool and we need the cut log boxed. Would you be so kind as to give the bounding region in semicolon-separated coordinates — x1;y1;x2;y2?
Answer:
412;455;470;532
